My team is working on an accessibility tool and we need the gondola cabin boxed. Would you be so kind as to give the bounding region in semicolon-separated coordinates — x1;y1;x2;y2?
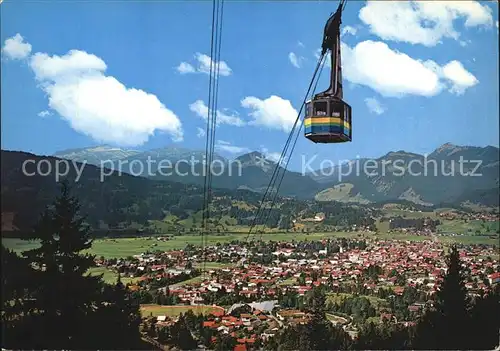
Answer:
304;96;352;143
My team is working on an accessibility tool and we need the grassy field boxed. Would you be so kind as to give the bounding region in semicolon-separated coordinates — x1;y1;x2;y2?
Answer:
87;266;140;285
2;232;367;258
140;304;224;318
315;184;370;204
169;263;233;286
1;239;40;253
194;262;233;270
437;219;499;234
381;208;439;219
376;206;499;241
171;275;204;287
376;209;439;232
326;313;350;325
3;229;498;259
437;234;499;245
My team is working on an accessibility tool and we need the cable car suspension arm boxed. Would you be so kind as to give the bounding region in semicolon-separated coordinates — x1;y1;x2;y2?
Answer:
318;0;346;100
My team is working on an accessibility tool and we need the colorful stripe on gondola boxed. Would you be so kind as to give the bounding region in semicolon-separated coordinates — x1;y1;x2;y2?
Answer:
304;127;349;134
305;117;350;136
304;117;343;124
304;117;351;129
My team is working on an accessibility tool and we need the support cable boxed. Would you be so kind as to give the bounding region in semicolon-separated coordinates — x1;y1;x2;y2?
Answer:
202;0;225;279
258;55;326;241
245;53;325;242
250;0;347;241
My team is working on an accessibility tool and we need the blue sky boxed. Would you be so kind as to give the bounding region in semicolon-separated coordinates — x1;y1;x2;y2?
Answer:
1;0;499;171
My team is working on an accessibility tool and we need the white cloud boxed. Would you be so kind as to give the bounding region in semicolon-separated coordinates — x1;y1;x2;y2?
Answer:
30;50;107;80
176;62;195;74
288;52;303;68
196;127;206;138
191;96;301;134
314;49;332;69
459;40;470;47
38;110;52;118
1;33;32;60
177;53;232;76
241;95;298;132
364;97;386;115
441;60;479;95
22;44;183;146
195;53;232;76
359;0;494;47
297;41;305;48
341;25;358;36
189;100;245;126
216;140;249;154
341;41;441;96
341;40;478;97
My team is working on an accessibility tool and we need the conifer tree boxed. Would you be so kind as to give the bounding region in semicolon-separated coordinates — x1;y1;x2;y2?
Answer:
6;182;143;349
436;245;470;348
169;314;197;350
214;334;236;351
413;245;471;349
305;286;331;350
93;274;143;349
1;246;35;348
20;181;103;349
271;286;351;351
469;284;500;349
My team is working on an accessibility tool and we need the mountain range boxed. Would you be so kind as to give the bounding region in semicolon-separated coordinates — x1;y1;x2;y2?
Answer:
54;146;322;199
1;150;374;235
0;150;265;233
52;143;499;207
1;143;498;235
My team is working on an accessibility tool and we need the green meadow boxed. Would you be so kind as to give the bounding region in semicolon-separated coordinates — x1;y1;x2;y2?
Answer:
3;230;497;260
140;304;224;318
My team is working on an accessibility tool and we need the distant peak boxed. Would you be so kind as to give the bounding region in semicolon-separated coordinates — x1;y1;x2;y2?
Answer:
438;142;456;150
236;151;265;161
152;146;190;151
55;144;126;154
89;145;125;152
382;150;420;159
434;142;466;155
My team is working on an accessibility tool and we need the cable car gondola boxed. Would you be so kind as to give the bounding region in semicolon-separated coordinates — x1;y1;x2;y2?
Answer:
305;1;352;144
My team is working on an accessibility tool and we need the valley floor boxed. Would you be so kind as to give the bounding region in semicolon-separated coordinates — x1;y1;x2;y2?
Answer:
2;230;498;259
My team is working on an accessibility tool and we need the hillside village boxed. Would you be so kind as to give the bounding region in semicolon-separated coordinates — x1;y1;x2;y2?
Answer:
95;238;500;350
